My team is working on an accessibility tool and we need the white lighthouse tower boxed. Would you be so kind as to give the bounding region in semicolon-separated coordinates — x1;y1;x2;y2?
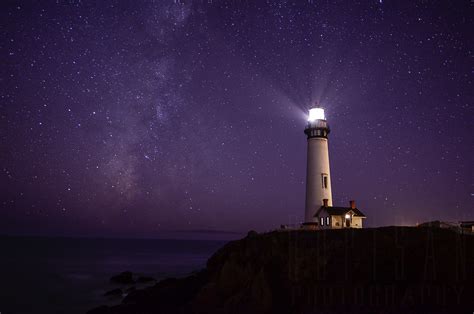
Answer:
303;106;333;226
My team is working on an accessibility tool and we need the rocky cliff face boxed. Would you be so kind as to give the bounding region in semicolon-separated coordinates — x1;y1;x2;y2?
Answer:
89;227;474;314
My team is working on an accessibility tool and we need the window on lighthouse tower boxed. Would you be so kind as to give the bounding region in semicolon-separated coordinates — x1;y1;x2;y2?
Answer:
321;174;328;189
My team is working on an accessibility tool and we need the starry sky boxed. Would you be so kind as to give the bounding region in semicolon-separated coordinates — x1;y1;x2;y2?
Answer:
1;0;472;237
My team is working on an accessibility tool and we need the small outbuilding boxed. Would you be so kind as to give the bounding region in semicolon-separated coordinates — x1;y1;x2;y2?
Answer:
314;199;366;229
460;221;474;234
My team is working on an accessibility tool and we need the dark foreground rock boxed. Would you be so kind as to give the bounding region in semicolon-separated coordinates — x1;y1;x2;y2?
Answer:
89;227;474;314
104;288;122;297
110;271;134;285
136;276;155;283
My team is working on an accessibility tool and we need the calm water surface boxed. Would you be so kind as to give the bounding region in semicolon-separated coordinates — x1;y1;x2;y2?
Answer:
0;236;227;314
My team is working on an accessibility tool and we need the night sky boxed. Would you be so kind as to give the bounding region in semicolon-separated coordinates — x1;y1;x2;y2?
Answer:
1;1;472;237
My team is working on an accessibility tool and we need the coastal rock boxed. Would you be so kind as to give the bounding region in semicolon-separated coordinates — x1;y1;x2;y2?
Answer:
110;271;134;285
104;288;122;297
87;305;110;314
246;230;258;238
90;227;474;314
136;276;155;283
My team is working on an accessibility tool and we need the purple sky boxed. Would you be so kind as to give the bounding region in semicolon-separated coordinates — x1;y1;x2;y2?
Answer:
1;1;472;237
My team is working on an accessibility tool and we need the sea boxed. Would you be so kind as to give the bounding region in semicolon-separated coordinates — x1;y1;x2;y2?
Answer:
0;235;231;314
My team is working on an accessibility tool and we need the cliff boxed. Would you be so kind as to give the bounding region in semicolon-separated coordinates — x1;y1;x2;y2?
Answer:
88;227;474;314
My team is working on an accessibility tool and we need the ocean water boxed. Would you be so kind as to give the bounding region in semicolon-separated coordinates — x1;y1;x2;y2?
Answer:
0;236;227;314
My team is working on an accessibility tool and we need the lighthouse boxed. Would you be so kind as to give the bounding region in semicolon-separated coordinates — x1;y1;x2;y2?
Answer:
303;107;333;226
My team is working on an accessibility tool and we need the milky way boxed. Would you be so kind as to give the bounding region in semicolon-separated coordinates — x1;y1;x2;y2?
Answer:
1;1;472;237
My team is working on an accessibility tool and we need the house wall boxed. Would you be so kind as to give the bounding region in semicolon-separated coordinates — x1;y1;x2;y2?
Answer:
331;215;343;229
351;217;363;228
315;208;328;229
317;216;331;229
315;212;365;229
329;215;363;229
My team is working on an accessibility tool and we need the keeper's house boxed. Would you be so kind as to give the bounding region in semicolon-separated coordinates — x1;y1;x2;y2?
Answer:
314;199;366;229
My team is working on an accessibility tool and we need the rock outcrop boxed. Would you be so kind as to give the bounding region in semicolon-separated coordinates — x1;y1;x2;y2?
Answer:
110;271;134;285
136;276;155;283
103;288;122;297
89;227;474;313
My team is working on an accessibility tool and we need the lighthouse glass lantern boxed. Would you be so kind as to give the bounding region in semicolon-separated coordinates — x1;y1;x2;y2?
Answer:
308;108;325;122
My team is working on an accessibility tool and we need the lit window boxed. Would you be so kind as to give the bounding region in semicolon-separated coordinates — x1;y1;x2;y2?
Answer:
320;217;324;226
326;216;330;226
